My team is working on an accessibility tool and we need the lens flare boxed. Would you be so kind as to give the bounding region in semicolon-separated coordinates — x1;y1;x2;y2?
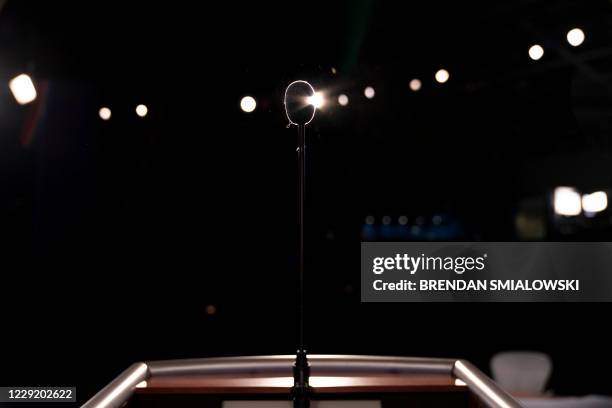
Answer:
307;92;325;109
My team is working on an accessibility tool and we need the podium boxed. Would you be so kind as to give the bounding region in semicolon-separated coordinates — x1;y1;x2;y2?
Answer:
82;355;521;408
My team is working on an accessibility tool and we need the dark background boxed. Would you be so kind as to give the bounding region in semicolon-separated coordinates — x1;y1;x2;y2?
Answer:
0;0;611;403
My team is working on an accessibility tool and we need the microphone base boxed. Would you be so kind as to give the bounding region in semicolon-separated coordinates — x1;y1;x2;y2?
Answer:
292;349;312;408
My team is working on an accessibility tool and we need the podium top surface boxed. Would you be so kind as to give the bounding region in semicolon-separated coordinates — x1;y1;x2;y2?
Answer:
83;355;521;408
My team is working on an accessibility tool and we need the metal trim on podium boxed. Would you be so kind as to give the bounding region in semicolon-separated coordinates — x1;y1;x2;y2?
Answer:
82;355;522;408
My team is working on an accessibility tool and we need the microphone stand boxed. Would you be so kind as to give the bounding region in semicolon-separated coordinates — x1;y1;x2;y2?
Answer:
293;123;311;408
284;81;316;408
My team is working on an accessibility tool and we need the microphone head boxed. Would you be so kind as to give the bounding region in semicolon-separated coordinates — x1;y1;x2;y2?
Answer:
284;80;316;126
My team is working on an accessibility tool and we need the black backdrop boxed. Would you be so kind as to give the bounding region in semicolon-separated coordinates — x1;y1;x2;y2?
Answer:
0;1;611;403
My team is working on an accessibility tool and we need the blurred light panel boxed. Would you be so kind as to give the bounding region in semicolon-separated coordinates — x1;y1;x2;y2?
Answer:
554;187;581;216
135;104;148;117
364;86;375;99
435;69;449;84
382;215;391;225
529;44;544;60
307;91;325;109
240;96;257;113
99;107;112;121
409;78;422;91
582;191;607;213
567;28;585;47
338;94;349;106
9;74;37;105
398;215;408;225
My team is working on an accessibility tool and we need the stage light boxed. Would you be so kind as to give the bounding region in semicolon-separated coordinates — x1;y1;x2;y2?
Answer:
382;215;391;225
398;215;408;225
240;96;257;113
554;187;581;216
409;79;422;91
99;107;111;121
365;215;375;225
582;191;607;214
307;92;325;109
567;28;585;47
135;104;148;117
364;86;375;99
338;94;349;106
435;69;449;84
206;305;217;315
529;44;544;60
9;74;37;105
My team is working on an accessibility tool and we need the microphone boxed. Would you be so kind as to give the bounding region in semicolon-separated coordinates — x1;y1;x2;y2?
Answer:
284;80;316;126
285;80;316;408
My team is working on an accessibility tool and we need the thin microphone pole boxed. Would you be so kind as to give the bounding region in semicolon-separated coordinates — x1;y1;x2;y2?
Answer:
298;123;305;350
294;123;309;408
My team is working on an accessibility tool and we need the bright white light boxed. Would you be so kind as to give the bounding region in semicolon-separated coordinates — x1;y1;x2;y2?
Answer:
409;78;422;91
364;86;375;99
338;94;349;106
135;104;148;117
307;92;325;109
9;74;37;105
554;187;581;216
135;381;148;389
99;107;111;121
435;69;449;84
240;96;257;113
567;28;585;47
582;191;607;213
529;44;544;61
